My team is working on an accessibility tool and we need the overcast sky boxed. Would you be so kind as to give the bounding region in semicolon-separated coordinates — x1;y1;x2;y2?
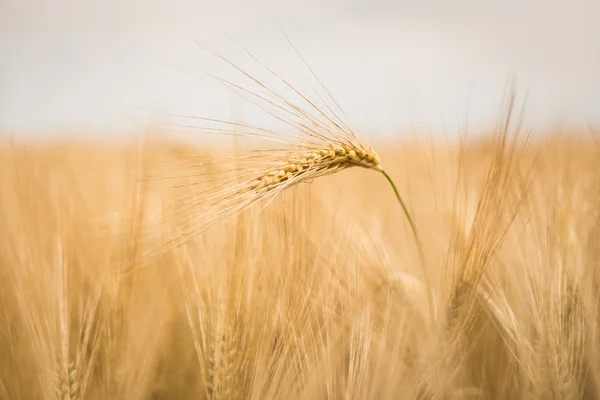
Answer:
1;0;599;139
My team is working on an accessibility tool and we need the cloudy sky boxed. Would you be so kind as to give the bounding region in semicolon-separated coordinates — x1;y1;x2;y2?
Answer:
1;0;598;139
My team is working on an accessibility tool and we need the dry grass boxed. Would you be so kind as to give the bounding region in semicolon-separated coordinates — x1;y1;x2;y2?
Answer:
1;125;599;399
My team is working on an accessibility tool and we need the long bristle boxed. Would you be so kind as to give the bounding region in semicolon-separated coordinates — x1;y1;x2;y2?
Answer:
138;38;388;258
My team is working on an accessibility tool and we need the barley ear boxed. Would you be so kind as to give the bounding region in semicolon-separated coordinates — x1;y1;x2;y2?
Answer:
55;360;80;400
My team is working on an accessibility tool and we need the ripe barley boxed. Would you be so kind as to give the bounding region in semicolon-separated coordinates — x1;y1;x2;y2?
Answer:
140;36;421;273
250;143;382;191
55;361;80;400
145;139;389;257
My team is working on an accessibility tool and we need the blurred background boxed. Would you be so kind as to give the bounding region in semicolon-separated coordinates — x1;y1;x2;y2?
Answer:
1;0;599;139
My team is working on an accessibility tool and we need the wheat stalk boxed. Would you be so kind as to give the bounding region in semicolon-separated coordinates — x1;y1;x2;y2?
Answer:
139;35;425;285
250;143;382;190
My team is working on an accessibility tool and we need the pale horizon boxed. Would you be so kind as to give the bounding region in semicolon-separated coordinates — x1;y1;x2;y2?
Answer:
1;0;599;140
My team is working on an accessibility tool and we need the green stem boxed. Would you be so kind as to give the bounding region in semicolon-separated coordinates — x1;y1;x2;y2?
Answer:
382;170;433;316
382;171;425;257
382;171;420;248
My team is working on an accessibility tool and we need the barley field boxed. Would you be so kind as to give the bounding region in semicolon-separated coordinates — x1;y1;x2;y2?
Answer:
1;116;599;399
